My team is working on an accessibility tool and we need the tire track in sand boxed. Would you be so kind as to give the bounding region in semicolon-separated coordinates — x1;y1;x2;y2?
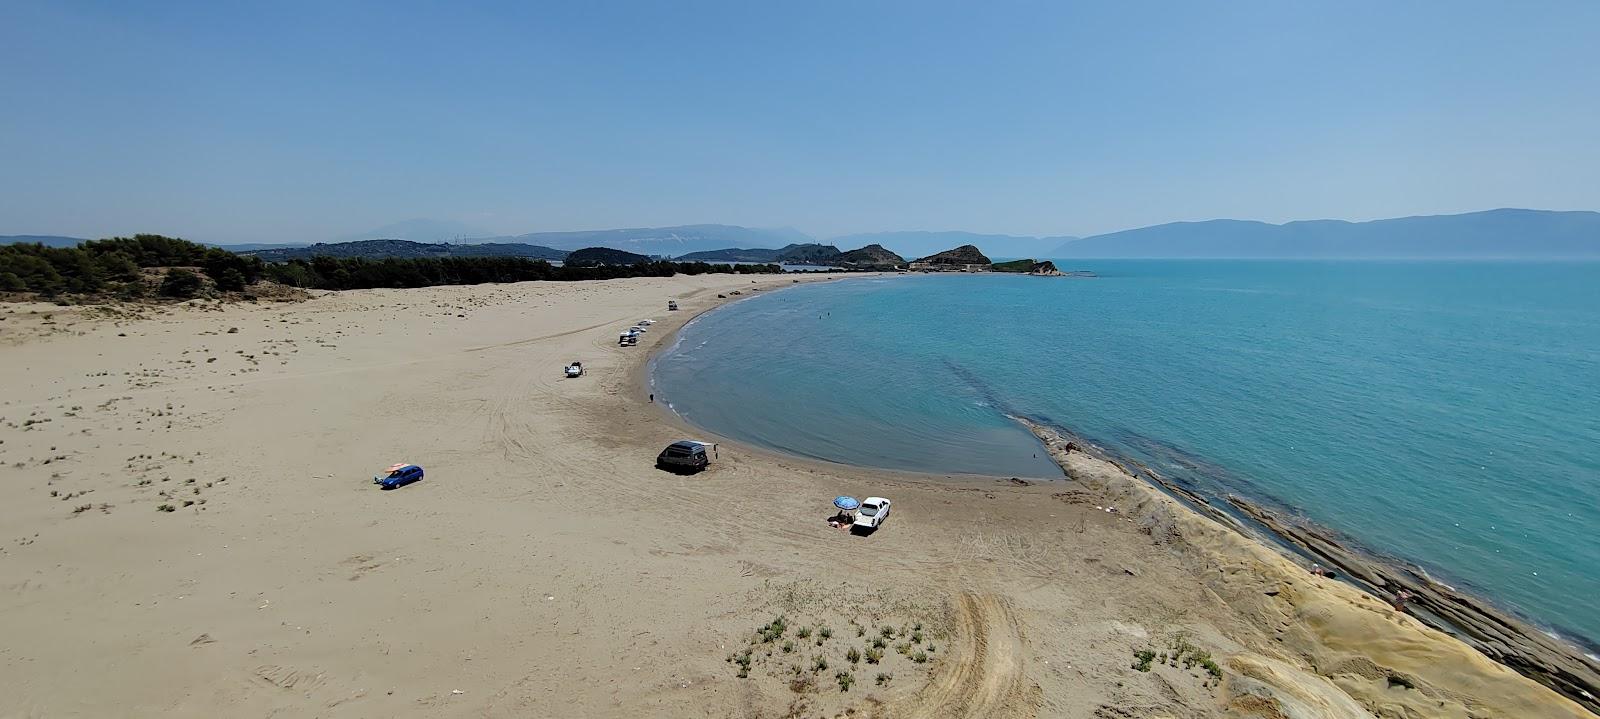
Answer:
898;592;1039;719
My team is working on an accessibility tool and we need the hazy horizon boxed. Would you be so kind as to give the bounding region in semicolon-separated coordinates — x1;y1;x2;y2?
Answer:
3;2;1598;244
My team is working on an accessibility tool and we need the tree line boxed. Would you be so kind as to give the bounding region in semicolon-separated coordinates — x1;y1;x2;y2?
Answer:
0;234;782;298
261;255;781;290
0;235;265;297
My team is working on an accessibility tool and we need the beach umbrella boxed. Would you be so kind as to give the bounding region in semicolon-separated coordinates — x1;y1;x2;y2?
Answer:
833;496;860;511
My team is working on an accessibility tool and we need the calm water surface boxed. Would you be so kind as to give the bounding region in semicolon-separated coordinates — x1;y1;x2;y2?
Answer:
653;261;1600;646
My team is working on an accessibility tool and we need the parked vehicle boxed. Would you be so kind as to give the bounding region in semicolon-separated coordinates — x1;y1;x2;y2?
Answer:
628;325;646;333
852;497;892;530
668;300;679;311
619;332;638;346
374;463;424;490
565;361;583;378
656;440;714;473
638;319;655;326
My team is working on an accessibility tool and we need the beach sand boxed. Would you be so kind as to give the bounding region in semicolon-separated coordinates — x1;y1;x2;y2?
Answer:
0;275;1591;718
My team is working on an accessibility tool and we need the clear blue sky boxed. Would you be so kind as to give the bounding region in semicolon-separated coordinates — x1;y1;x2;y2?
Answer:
3;1;1597;243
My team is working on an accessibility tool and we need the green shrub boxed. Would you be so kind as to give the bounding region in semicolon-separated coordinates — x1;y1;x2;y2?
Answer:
159;269;203;298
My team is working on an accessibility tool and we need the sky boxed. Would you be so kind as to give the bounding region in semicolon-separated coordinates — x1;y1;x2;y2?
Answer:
2;1;1598;244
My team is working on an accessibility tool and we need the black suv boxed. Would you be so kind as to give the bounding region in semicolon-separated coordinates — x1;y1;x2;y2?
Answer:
656;441;710;473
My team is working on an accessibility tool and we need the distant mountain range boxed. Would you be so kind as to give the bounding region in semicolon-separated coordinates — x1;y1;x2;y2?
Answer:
0;235;307;252
472;224;811;257
333;218;493;244
241;239;566;262
1051;209;1600;258
0;235;89;248
9;209;1598;261
677;243;907;268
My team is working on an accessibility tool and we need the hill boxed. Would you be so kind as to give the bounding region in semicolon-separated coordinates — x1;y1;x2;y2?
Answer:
563;246;652;267
213;242;310;252
1052;209;1600;258
481;224;811;257
912;245;992;266
1;235;90;248
989;259;1035;272
242;240;566;262
774;243;842;264
334;218;493;244
676;247;783;262
829;231;1072;261
832;244;905;267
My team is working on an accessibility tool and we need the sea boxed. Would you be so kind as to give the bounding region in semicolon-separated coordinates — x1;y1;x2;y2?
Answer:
651;261;1600;649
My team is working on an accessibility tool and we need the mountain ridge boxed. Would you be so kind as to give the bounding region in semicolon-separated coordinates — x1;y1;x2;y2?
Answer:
1052;208;1600;258
241;239;567;262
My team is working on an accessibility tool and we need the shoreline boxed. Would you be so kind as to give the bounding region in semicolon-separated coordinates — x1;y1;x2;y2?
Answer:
1019;418;1600;712
2;274;1594;717
645;276;1600;713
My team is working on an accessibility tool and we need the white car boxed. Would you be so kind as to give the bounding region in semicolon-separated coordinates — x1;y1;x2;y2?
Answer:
564;361;583;377
853;497;892;531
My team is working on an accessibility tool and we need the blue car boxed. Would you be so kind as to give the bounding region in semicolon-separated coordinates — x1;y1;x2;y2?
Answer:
374;463;424;490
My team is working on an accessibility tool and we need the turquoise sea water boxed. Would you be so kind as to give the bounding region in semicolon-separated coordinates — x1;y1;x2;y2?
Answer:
652;262;1600;648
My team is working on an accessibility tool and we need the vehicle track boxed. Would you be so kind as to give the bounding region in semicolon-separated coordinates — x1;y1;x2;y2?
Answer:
898;592;1038;719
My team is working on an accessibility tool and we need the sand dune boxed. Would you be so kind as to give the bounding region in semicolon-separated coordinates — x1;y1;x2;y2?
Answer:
0;275;1589;718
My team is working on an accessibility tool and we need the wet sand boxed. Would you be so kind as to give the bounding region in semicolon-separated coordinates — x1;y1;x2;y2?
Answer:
0;275;1592;718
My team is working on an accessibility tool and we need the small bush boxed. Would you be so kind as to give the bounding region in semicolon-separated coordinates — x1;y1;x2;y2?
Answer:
758;615;789;643
812;656;828;673
160;269;203;298
729;649;753;678
835;671;854;692
880;625;896;639
846;647;861;664
1132;648;1156;672
797;626;812;639
912;630;924;643
157;503;176;512
865;648;884;664
215;268;247;292
782;640;794;654
818;626;832;640
871;637;887;650
912;651;928;664
875;672;892;686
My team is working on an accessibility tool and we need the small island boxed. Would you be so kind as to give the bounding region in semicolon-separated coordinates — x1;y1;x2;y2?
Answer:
910;246;1095;277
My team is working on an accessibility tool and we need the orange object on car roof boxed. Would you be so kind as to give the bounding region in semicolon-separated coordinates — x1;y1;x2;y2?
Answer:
386;463;411;473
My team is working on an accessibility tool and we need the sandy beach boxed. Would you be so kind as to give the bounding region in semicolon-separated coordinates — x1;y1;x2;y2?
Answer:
0;274;1592;718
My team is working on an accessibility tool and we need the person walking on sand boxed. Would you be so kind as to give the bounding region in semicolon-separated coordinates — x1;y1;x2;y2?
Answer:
1390;589;1414;612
